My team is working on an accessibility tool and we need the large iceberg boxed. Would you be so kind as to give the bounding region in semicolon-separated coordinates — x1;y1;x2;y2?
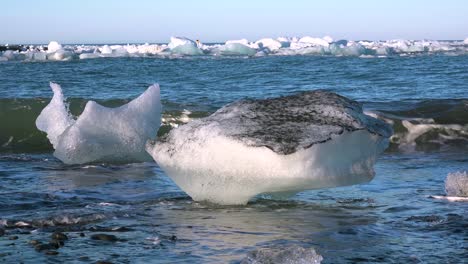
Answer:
147;91;392;205
37;82;161;164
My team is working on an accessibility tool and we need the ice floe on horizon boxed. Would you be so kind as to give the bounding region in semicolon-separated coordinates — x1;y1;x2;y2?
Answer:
1;36;468;62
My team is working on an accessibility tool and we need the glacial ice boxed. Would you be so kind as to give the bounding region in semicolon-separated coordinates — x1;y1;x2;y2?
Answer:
168;37;203;55
1;37;467;62
255;38;283;51
47;41;62;53
147;91;392;205
445;171;468;197
36;83;161;164
220;42;256;56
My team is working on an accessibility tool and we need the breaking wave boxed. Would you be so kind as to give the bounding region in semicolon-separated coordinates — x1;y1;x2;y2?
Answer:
1;36;468;62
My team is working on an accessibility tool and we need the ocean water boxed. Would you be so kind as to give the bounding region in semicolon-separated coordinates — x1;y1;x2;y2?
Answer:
0;52;467;263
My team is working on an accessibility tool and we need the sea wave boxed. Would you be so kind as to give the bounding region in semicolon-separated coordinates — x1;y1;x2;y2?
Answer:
1;36;468;62
1;97;466;154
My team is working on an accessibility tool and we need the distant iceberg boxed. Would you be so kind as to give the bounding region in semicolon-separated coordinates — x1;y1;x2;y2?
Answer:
147;90;392;205
36;82;161;164
2;37;467;62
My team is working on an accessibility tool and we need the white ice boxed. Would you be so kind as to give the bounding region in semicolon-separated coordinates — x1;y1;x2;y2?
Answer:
47;41;62;53
445;171;468;197
2;37;467;62
220;42;256;56
147;127;388;205
36;83;161;164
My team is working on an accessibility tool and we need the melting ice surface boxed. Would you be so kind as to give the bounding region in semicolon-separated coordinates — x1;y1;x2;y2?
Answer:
445;171;468;197
147;91;392;205
1;36;468;61
36;82;161;164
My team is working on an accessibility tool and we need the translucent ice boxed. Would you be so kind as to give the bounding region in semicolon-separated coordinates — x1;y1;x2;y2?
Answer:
168;37;203;55
220;42;256;56
445;171;468;197
147;91;392;205
37;83;161;164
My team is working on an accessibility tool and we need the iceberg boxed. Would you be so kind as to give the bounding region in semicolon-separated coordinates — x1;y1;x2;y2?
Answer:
255;38;283;51
147;91;392;205
168;37;203;56
220;42;256;56
37;82;161;164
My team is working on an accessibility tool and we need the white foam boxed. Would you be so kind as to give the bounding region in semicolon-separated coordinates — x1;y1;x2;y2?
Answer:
148;128;387;205
37;83;161;164
393;120;466;152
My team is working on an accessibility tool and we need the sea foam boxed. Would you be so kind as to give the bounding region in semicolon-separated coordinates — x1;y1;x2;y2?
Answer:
147;91;392;205
36;82;161;164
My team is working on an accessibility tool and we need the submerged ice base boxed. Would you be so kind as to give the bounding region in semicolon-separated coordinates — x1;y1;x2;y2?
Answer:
36;82;161;164
148;91;392;205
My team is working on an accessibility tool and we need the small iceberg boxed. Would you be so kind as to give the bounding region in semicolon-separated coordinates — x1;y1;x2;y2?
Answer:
219;39;257;56
431;171;468;201
168;37;203;56
36;82;161;164
147;90;392;205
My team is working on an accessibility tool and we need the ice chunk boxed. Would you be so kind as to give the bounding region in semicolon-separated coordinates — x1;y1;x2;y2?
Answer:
464;38;468;44
255;38;283;51
168;37;203;55
100;45;113;54
445;171;468;197
168;36;196;49
322;35;334;43
47;41;62;53
220;43;256;56
36;82;75;148
37;83;161;164
241;245;323;264
225;39;250;46
298;36;330;47
47;49;76;61
147;91;392;205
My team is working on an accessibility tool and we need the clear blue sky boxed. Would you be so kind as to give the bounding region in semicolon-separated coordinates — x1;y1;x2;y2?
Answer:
2;0;467;44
